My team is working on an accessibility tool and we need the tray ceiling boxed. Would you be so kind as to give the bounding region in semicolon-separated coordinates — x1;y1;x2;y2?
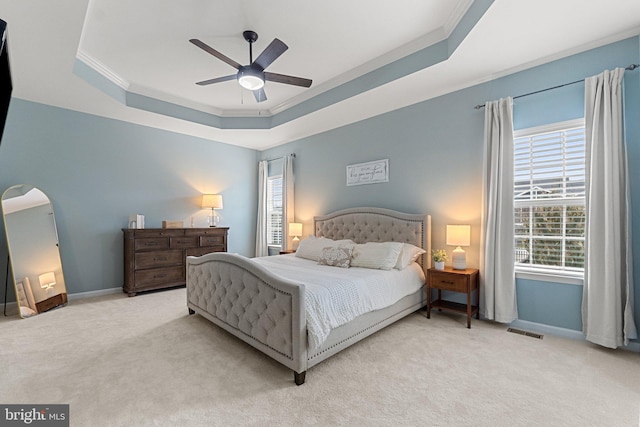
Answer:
2;0;639;149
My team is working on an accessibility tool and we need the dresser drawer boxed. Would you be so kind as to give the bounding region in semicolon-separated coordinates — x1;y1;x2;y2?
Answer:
134;266;184;287
170;236;198;249
135;238;170;251
429;272;468;292
132;229;185;238
187;246;225;257
186;228;226;237
199;235;226;247
135;250;183;269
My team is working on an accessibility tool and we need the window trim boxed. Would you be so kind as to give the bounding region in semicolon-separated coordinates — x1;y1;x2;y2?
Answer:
513;118;585;283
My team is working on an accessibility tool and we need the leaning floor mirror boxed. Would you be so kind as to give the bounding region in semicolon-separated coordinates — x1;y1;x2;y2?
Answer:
2;185;68;318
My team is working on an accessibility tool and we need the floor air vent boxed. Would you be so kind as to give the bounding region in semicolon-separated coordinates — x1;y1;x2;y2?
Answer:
507;328;543;340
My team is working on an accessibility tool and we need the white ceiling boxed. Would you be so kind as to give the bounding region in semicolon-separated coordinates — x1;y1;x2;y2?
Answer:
2;0;639;150
2;186;50;214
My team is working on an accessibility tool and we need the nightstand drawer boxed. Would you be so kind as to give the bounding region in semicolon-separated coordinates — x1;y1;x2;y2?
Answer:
430;273;468;292
36;292;68;313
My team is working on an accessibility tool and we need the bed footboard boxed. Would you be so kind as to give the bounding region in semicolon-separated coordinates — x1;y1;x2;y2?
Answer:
186;253;307;383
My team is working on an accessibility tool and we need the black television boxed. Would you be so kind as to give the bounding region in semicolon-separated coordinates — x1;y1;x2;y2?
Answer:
0;18;12;142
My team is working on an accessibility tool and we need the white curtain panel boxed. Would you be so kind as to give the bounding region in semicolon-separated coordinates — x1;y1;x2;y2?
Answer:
282;154;295;252
582;68;637;348
480;97;518;323
255;160;269;257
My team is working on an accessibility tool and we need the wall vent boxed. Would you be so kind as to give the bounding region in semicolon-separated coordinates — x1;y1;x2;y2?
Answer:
507;327;543;340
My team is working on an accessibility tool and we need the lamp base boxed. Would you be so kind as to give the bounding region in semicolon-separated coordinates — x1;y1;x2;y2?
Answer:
208;210;219;227
452;247;466;270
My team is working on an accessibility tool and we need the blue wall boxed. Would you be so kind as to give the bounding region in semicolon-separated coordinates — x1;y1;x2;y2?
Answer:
1;35;638;342
263;36;640;338
0;100;258;296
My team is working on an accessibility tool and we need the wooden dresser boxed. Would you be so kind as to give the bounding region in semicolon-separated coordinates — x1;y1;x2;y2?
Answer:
122;227;228;296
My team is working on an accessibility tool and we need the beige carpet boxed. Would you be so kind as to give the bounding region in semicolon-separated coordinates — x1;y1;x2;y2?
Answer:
1;288;639;426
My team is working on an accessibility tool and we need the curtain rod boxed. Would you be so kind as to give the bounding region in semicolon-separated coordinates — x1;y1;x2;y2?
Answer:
264;153;295;162
473;64;639;110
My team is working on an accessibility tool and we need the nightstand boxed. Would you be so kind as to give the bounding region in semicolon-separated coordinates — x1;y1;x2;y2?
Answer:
426;267;479;328
36;292;68;314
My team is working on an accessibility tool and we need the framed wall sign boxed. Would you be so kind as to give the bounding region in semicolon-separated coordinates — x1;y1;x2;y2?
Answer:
346;159;389;186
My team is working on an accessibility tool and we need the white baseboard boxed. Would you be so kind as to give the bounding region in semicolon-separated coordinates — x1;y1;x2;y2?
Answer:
67;287;122;301
510;319;640;353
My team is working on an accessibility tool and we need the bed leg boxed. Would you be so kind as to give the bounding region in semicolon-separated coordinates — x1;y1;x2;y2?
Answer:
294;371;306;386
188;308;195;315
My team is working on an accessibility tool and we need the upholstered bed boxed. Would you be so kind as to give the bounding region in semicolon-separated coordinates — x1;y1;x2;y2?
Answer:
16;277;38;318
186;207;431;385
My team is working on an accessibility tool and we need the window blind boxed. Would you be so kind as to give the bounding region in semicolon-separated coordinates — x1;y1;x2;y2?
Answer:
513;121;585;273
267;176;283;245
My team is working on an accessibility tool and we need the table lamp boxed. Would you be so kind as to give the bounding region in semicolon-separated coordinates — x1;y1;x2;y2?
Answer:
446;225;470;270
39;271;57;297
288;223;302;250
202;194;223;227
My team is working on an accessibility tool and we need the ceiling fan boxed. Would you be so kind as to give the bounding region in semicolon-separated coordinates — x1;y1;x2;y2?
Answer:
189;31;312;103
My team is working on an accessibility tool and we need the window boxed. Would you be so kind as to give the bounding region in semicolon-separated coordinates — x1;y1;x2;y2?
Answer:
267;175;283;246
513;119;585;275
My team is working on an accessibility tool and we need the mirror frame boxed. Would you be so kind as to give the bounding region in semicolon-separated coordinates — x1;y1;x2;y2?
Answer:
2;184;68;318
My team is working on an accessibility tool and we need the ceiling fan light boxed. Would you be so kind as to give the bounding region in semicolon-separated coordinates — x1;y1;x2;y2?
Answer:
237;68;264;90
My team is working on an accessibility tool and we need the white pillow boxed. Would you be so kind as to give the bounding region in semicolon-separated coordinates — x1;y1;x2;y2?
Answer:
295;236;355;261
394;243;427;270
20;306;37;318
351;242;403;270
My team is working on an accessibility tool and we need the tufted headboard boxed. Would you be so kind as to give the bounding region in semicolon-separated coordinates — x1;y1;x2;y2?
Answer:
314;207;432;269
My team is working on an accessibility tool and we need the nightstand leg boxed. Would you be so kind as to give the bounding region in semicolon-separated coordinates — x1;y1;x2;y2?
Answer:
467;284;471;328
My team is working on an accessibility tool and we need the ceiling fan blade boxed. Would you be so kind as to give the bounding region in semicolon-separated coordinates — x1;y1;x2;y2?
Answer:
196;75;236;86
253;88;267;103
253;38;288;71
264;72;312;88
189;38;241;70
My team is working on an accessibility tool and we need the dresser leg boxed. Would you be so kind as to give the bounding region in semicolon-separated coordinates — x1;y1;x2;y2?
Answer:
127;292;136;297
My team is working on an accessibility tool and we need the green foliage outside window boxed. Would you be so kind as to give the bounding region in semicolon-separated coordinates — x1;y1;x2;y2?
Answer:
515;204;585;269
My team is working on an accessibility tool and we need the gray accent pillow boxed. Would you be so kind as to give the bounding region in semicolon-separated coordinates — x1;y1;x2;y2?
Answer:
318;246;353;268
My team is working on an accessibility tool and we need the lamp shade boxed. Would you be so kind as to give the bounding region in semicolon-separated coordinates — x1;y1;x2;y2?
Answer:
38;272;56;289
288;223;303;237
202;194;223;209
446;225;471;247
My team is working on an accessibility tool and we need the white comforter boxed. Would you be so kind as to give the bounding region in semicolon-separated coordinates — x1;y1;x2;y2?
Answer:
253;255;426;350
